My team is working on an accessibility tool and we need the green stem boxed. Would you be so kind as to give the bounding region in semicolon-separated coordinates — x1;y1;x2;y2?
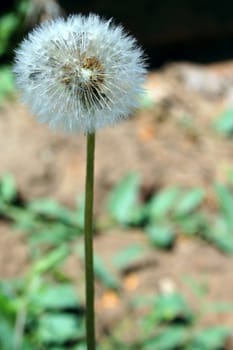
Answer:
84;133;96;350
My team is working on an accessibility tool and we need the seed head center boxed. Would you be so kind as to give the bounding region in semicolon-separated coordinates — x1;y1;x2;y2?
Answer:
60;55;104;90
79;67;92;83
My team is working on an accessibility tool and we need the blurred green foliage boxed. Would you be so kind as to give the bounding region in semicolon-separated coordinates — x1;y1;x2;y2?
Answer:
3;171;233;255
0;0;30;58
100;289;232;349
0;0;31;103
0;173;233;348
0;258;85;349
106;172;233;254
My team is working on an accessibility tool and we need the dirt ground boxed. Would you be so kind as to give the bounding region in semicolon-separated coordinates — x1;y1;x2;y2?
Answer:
1;61;233;339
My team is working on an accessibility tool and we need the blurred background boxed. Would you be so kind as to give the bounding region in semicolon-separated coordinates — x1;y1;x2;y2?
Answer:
0;1;233;349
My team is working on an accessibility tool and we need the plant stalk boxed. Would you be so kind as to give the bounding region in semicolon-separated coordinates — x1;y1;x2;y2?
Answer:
84;133;96;350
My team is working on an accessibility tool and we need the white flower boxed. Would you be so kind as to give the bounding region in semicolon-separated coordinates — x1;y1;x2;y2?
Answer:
14;14;147;133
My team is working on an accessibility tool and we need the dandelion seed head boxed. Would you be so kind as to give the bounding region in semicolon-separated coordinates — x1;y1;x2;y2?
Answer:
14;14;147;133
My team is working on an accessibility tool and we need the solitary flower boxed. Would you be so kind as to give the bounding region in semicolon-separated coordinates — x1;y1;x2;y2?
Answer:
14;14;146;133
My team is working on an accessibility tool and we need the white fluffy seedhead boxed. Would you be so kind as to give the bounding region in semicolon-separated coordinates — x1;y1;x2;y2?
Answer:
14;14;147;133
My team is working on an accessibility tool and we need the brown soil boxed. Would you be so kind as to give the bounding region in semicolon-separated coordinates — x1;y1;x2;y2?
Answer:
1;61;233;340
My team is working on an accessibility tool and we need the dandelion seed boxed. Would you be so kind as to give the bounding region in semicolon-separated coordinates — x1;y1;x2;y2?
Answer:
14;14;147;133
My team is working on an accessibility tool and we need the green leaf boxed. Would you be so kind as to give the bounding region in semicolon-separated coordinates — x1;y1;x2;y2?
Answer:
215;184;233;229
175;188;205;217
176;213;208;235
28;199;78;226
106;173;140;224
213;108;233;136
130;204;148;225
37;313;81;343
152;293;193;323
11;209;37;231
113;244;145;271
32;246;69;274
144;326;188;350
0;14;19;39
0;14;19;56
204;217;233;254
31;284;79;310
0;290;16;315
146;224;175;249
0;174;17;203
94;255;120;290
28;224;77;250
148;187;180;220
190;326;230;350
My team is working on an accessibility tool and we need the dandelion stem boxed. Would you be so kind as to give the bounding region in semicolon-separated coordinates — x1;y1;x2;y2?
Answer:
84;132;96;350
